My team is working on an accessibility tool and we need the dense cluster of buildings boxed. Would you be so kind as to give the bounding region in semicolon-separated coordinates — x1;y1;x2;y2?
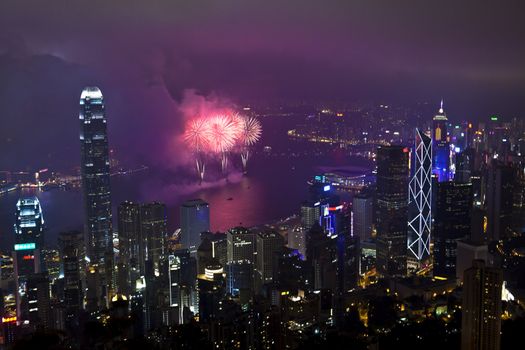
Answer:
0;90;524;349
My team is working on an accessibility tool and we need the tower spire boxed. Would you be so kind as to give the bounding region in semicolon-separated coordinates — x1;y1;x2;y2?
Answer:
439;98;444;114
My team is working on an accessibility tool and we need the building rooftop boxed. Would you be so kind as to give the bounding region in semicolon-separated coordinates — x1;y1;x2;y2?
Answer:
80;87;103;100
182;199;209;207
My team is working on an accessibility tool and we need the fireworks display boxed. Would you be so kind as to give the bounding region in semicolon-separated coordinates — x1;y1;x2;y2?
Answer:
183;111;262;180
238;115;262;172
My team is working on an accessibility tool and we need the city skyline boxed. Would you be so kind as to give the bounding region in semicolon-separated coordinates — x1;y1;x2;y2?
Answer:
1;1;524;349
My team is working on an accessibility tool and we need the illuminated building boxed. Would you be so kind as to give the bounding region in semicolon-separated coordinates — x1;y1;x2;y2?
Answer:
180;199;210;254
376;146;409;277
117;201;168;293
117;201;141;294
58;231;83;329
256;231;284;286
13;197;44;322
306;223;337;290
198;232;227;271
41;249;60;282
226;261;254;304
455;149;474;183
310;172;375;192
227;227;256;264
432;101;450;182
141;202;168;273
14;197;44;246
461;260;502;350
167;254;183;323
197;263;225;322
27;272;51;329
407;128;432;265
80;87;113;265
352;193;374;241
360;240;376;274
300;201;321;230
308;178;338;205
338;233;360;291
433;182;472;278
2;316;17;346
287;227;307;259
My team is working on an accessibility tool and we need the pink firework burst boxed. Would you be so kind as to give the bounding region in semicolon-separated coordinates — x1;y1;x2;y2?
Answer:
208;114;239;153
239;115;262;146
184;117;210;152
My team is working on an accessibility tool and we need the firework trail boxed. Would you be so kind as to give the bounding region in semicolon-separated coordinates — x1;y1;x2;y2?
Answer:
208;114;241;173
237;115;262;173
184;118;210;181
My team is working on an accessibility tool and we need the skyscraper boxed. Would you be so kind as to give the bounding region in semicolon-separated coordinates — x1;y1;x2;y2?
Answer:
140;202;168;273
167;254;182;323
376;146;409;277
486;163;515;241
255;231;284;286
300;201;321;230
287;227;307;259
227;227;256;264
79;87;113;265
407;129;432;265
59;231;83;330
461;260;502;350
432;101;450;182
433;182;473;278
455;149;474;183
13;197;44;322
180;199;210;254
27;272;51;329
352;193;374;241
117;201;141;294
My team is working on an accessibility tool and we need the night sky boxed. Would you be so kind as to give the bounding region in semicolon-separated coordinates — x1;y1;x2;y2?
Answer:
1;0;524;171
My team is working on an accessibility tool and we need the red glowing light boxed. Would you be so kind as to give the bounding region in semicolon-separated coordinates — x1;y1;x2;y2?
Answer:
22;255;34;260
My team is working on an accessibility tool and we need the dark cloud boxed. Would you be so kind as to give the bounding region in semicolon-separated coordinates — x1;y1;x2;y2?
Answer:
1;0;524;170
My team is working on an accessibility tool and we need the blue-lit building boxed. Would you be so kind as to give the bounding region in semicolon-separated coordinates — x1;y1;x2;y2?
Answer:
180;199;210;254
13;197;44;322
80;87;113;265
432;101;450;182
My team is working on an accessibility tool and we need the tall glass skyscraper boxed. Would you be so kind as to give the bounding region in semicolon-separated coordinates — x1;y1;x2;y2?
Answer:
407;129;432;263
14;197;44;321
376;146;409;277
180;199;210;254
141;202;168;273
433;181;473;278
79;87;113;265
